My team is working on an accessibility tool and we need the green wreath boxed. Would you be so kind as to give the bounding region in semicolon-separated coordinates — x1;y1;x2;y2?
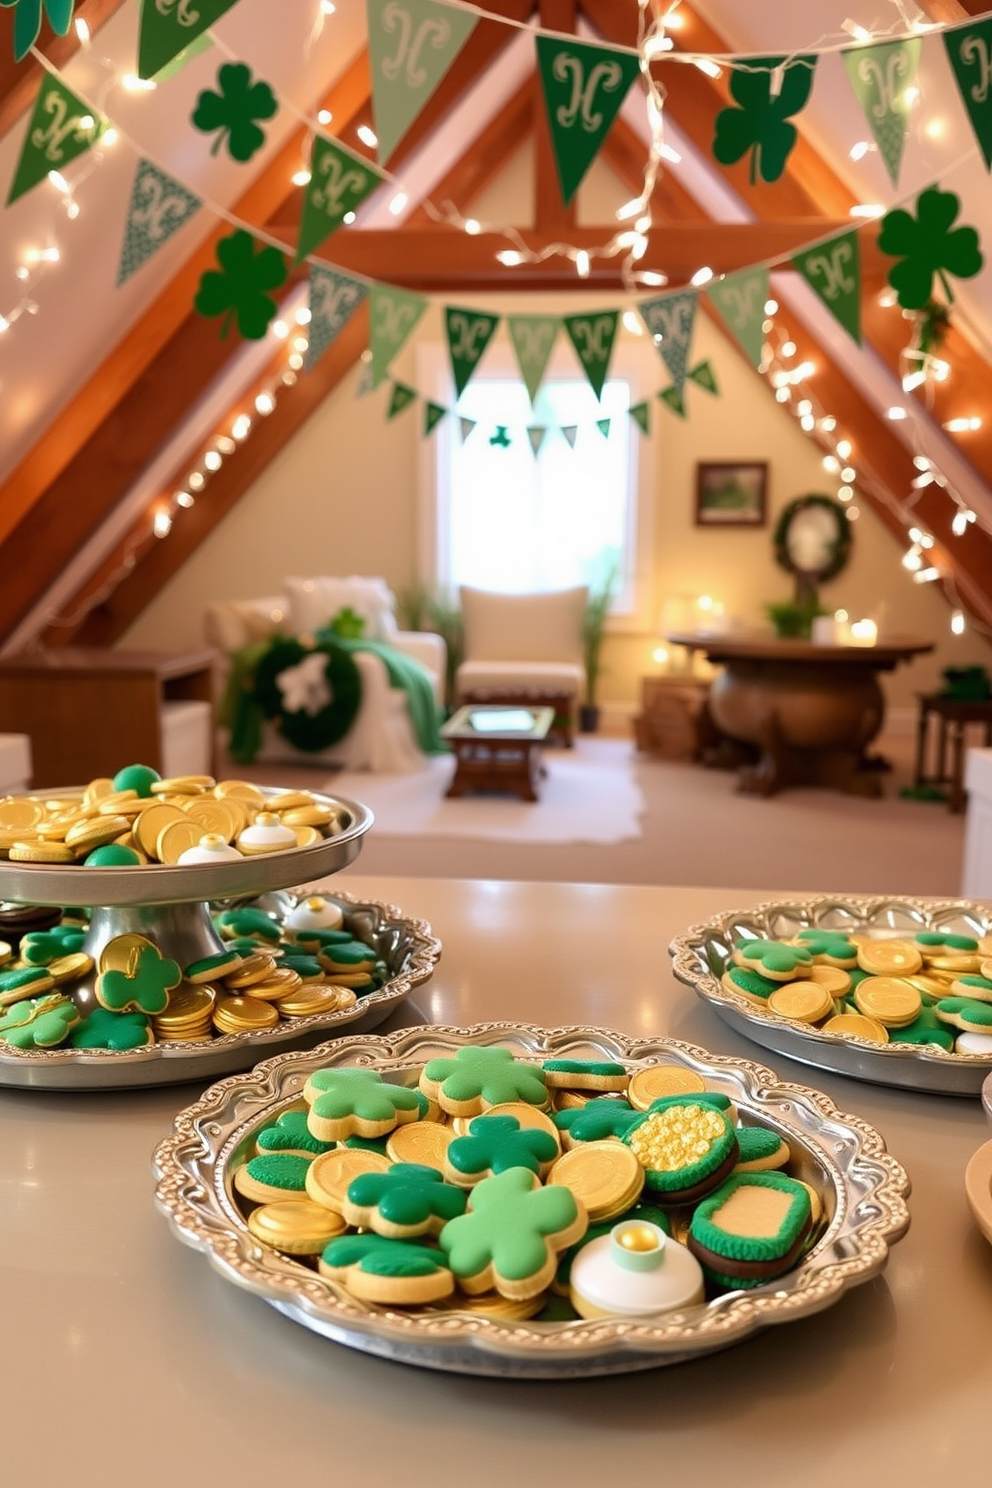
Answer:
773;493;851;583
252;638;362;753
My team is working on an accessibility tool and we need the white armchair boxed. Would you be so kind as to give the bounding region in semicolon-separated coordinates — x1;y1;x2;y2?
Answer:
205;577;446;773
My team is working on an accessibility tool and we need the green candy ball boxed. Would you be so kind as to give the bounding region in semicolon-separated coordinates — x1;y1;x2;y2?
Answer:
112;764;161;797
84;844;142;867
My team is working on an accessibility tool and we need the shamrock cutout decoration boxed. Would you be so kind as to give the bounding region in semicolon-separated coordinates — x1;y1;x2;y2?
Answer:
420;1046;548;1114
439;1167;584;1295
878;188;983;310
96;942;181;1016
304;1066;421;1141
70;1007;151;1051
712;54;816;184
489;425;511;448
194;229;288;341
256;1110;334;1158
191;62;278;163
344;1162;468;1236
0;995;78;1049
554;1098;640;1145
445;1115;559;1185
0;0;73;64
735;939;812;978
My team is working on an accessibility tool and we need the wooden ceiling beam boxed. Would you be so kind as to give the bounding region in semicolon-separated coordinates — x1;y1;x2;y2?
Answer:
0;0;127;142
405;82;533;227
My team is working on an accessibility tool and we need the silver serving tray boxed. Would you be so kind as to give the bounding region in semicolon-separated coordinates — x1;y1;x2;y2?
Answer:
153;1022;909;1379
0;891;439;1090
670;895;992;1098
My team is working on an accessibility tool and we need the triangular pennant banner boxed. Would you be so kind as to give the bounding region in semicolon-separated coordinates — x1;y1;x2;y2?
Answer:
638;290;698;397
367;0;478;165
561;425;578;448
116;159;201;288
508;315;559;402
527;425;547;457
445;307;500;399
138;0;241;80
944;20;992;171
459;417;476;443
687;360;719;394
596;418;611;439
562;310;619;400
629;401;650;435
7;75;104;205
658;386;687;418
306;265;367;372
152;30;214;83
368;283;427;388
792;230;861;344
296;136;384;263
535;36;641;205
6;0;74;64
841;38;921;187
387;381;417;419
424;401;447;436
707;268;769;368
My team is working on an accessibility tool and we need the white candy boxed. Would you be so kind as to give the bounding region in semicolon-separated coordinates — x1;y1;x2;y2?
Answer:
285;895;344;932
237;812;297;853
177;833;244;866
570;1223;705;1320
955;1031;992;1055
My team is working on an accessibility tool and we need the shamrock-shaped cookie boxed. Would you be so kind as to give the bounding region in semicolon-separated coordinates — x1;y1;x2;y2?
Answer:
0;994;79;1049
21;926;86;965
234;1153;313;1204
96;943;181;1016
553;1098;640;1149
304;1067;421;1141
319;1234;455;1305
950;976;992;1003
935;997;992;1033
915;931;978;954
793;930;858;967
734;939;812;981
444;1115;559;1187
343;1162;468;1237
215;908;281;943
721;965;779;1002
0;965;54;1006
542;1059;628;1093
70;1007;152;1051
888;1006;955;1051
256;1109;335;1159
420;1046;548;1117
439;1167;587;1299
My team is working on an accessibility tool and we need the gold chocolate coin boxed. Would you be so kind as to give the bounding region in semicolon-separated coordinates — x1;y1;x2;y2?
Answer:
247;1198;347;1255
212;995;281;1034
627;1065;707;1110
9;841;76;863
281;804;335;828
305;1148;390;1212
150;776;211;796
243;968;303;1001
156;819;203;865
215;779;267;805
224;952;278;988
100;934;158;974
155;983;217;1029
83;778;115;805
903;974;951;1003
134;803;187;859
926;954;983;974
0;798;42;832
266;791;315;813
853;976;922;1028
47;952;94;985
96;797;146;820
820;1012;889;1043
547;1141;644;1222
767;980;834;1024
805;964;852;996
856;939;923;976
278;986;357;1017
294;826;322;848
386;1120;454;1169
437;1291;545;1320
183;798;238;840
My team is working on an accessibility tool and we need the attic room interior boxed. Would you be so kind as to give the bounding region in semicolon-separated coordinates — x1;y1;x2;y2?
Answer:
4;1;992;1466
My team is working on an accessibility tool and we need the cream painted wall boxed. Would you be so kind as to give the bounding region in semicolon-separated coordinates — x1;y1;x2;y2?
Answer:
123;153;992;713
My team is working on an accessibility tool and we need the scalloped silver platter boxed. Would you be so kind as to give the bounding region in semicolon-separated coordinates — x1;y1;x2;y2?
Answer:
0;892;440;1090
670;895;992;1098
153;1022;910;1378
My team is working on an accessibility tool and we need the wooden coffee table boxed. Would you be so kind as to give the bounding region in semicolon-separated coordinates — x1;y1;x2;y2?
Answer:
441;705;555;801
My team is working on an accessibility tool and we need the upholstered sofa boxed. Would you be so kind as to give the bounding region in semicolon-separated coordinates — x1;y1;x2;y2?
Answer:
205;577;446;772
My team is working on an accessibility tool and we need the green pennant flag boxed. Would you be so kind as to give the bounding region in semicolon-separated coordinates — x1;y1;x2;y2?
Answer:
137;0;242;80
658;386;687;418
792;230;861;344
4;0;74;64
424;401;447;436
507;315;559;402
527;426;547;457
629;401;650;434
841;38;921;187
368;284;427;388
458;416;476;443
116;159;201;287
445;307;499;399
638;290;697;397
306;265;367;373
596;418;611;439
562;310;619;400
707;268;768;368
296;137;384;263
367;0;477;165
8;74;104;205
687;361;719;395
561;425;578;448
944;20;992;171
387;382;417;419
536;36;641;205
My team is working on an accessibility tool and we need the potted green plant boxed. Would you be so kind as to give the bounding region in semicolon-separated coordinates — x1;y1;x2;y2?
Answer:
581;557;622;732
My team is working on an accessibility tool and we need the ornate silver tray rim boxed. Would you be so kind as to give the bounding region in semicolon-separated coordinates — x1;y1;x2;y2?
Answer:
670;894;992;1098
153;1022;910;1377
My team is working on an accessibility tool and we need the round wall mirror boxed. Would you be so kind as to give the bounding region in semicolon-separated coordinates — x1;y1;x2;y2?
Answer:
773;494;852;606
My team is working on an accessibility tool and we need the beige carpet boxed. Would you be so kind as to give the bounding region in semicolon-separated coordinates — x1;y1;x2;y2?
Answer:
233;727;968;897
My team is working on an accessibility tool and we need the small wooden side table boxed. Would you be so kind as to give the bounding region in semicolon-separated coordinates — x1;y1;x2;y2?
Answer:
441;705;554;802
914;693;992;813
632;674;715;760
0;648;217;788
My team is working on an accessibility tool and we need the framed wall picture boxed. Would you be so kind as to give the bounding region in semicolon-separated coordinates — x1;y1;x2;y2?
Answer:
695;461;768;527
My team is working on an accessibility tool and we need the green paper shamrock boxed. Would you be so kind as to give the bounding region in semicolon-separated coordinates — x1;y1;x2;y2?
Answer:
878;188;983;310
70;1007;150;1051
735;939;812;977
712;55;816;184
446;1115;559;1181
345;1163;468;1233
322;1233;449;1280
194;229;287;341
191;62;278;163
97;943;181;1016
553;1098;640;1144
0;0;73;64
439;1167;580;1286
421;1046;548;1109
256;1110;334;1158
0;995;78;1049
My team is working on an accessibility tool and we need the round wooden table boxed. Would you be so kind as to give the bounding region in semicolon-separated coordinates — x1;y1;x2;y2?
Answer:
666;630;934;797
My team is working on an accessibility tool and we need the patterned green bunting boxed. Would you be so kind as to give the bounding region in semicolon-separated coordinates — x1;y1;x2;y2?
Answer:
658;386;687;418
424;401;447;436
2;0;74;64
792;230;861;343
687;361;719;395
7;74;104;205
445;307;499;399
387;382;417;419
368;284;427;388
305;265;367;372
507;315;559;402
707;267;769;368
296;136;384;263
116;159;202;288
629;401;650;434
638;290;697;397
841;38;920;188
562;310;619;400
944;20;992;171
536;36;640;205
367;0;477;165
137;0;242;81
712;55;816;184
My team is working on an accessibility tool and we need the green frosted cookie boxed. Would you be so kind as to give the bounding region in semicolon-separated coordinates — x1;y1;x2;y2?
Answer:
420;1046;548;1116
319;1234;455;1304
234;1152;313;1202
888;1006;955;1051
733;1126;791;1171
950;975;992;1004
256;1110;335;1158
688;1171;812;1287
935;997;992;1032
215;908;281;943
438;1167;585;1298
542;1058;628;1092
444;1114;559;1184
343;1162;468;1238
304;1067;421;1141
735;939;812;980
0;994;80;1049
623;1098;739;1203
916;931;979;953
70;1007;152;1051
723;965;780;1000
